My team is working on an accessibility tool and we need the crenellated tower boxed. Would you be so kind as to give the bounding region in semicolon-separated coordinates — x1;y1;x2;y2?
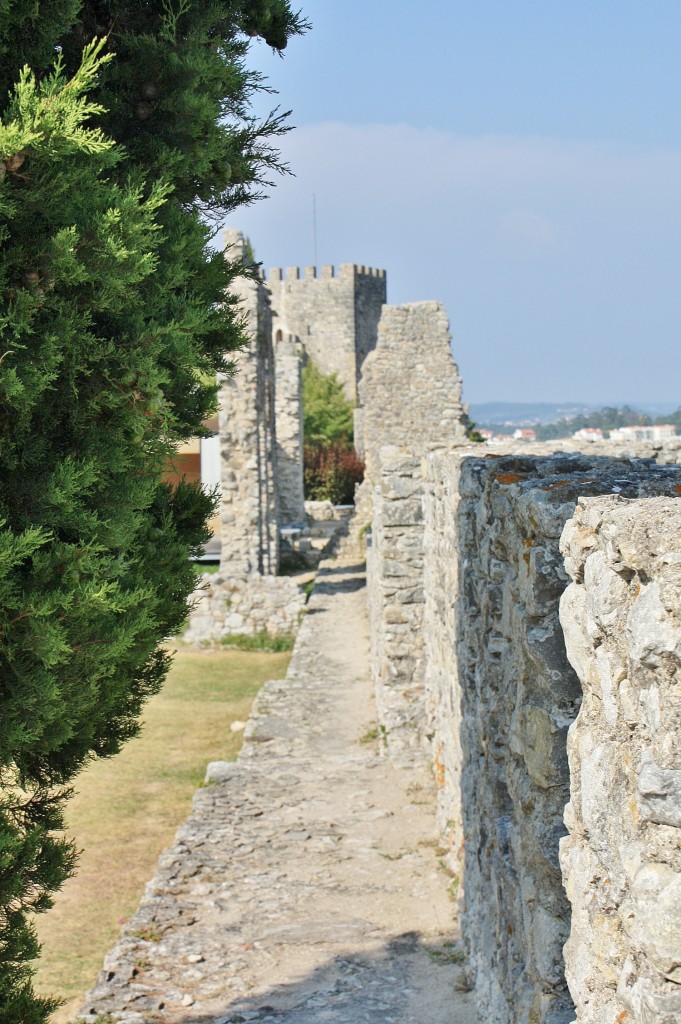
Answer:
266;263;387;402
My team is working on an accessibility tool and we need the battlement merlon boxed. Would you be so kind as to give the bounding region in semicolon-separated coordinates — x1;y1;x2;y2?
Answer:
265;264;387;283
222;229;387;283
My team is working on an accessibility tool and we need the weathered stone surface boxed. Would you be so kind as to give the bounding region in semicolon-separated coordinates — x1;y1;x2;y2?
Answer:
182;571;307;643
356;302;468;487
422;450;681;1024
560;495;681;1022
638;752;681;828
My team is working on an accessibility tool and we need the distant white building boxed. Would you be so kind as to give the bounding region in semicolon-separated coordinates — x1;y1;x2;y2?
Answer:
573;427;604;442
649;424;677;441
512;428;537;441
609;424;677;442
481;431;513;444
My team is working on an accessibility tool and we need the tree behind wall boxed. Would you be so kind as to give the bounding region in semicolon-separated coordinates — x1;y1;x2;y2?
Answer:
301;360;354;445
301;361;364;504
0;3;306;1019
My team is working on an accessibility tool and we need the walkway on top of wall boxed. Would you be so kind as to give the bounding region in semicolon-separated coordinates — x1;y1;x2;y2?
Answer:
78;550;477;1024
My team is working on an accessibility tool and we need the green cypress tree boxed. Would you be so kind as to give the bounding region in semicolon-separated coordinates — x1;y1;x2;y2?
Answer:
302;361;355;445
0;3;306;1019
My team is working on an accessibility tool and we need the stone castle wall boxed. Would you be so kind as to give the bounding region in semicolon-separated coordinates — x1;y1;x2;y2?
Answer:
359;302;469;760
274;335;305;525
560;497;681;1023
219;230;279;578
422;448;469;877
361;426;681;1023
182;570;305;644
452;455;681;1024
181;228;681;1022
421;439;610;879
267;263;386;402
454;452;585;1024
184;235;390;643
183;232;306;642
419;439;681;879
356;301;468;482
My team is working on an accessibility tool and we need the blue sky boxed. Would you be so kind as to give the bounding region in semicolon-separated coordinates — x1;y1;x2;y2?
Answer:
228;1;681;407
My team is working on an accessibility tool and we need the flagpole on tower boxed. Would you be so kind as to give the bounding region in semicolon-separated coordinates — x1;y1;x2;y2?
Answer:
312;192;318;268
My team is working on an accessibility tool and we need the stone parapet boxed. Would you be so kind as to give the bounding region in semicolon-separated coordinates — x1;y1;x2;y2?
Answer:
424;451;681;1024
422;441;589;875
422;449;468;876
422;440;598;879
560;496;681;1023
359;302;470;760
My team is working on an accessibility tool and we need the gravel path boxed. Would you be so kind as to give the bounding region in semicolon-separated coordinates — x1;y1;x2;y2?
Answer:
78;554;477;1024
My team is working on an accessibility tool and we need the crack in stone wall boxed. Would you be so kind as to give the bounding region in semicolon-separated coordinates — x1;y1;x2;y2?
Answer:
560;496;681;1023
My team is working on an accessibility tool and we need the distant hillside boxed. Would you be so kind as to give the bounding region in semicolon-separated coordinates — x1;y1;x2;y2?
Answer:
469;402;595;426
469;400;680;428
534;405;681;441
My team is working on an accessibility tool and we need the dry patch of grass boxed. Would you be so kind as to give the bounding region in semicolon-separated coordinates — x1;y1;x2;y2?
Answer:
33;645;290;1023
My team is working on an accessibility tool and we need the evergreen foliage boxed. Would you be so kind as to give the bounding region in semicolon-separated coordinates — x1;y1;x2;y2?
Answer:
300;361;364;504
301;360;354;445
0;3;306;1018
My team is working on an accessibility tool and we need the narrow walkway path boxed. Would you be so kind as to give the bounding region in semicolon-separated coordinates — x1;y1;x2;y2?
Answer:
79;555;477;1024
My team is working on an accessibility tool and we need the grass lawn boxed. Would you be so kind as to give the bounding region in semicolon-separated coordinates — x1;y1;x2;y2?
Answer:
32;645;291;1023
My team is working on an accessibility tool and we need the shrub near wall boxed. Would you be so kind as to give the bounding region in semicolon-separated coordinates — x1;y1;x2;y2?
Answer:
303;443;365;505
302;359;364;504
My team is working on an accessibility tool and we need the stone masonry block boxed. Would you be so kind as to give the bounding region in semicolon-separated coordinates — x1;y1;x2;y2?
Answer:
560;494;681;1022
